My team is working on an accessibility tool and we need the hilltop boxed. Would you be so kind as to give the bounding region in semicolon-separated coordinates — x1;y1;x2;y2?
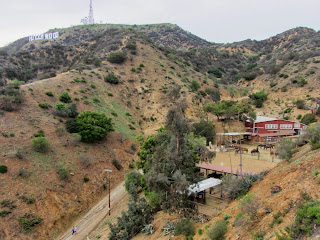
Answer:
0;23;319;239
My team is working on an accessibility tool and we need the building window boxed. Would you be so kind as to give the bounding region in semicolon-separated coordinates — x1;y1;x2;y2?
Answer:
294;123;300;128
265;124;278;129
280;124;292;129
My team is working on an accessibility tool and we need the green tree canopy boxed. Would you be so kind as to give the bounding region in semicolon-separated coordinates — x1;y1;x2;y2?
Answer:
76;111;114;142
249;90;268;108
192;120;215;144
137;106;214;216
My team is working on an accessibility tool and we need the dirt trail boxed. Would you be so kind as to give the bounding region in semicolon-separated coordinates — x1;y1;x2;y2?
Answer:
58;181;127;240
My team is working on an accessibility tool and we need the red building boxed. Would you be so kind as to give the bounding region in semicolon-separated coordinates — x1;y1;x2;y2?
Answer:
245;116;306;143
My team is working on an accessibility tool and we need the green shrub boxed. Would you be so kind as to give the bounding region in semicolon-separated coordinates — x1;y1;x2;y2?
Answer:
124;171;142;194
301;113;317;125
0;165;8;173
31;137;50;153
67;103;79;118
190;80;200;92
66;119;79;133
174;218;195;237
126;41;137;51
277;139;296;161
104;72;119;84
243;72;257;81
33;129;44;138
0;210;11;217
76;111;114;142
145;191;161;209
19;213;42;231
38;103;51;109
83;177;89;182
252;231;266;240
107;51;127;64
26;198;35;204
57;162;69;180
206;220;227;240
295;99;305;109
1;200;16;209
45;91;54;96
197;228;203;235
249;91;268;108
59;92;72;103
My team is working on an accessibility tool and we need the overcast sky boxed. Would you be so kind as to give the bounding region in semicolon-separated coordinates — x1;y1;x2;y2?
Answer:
1;0;320;47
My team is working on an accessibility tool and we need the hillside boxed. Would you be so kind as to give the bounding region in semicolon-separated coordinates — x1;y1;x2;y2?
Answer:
0;23;319;239
192;145;320;240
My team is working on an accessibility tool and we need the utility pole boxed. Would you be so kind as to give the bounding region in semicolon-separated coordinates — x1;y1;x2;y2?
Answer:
104;169;112;216
239;134;243;176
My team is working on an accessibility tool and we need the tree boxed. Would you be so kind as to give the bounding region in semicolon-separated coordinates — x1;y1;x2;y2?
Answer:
203;102;226;120
138;106;212;215
277;139;296;161
249;91;268;108
192;120;215;144
304;123;320;149
76;111;114;142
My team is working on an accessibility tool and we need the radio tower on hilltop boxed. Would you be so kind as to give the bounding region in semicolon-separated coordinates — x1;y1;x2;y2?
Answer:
88;0;95;24
81;0;95;25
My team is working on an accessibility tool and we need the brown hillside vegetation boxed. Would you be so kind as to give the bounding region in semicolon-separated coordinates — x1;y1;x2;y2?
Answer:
0;38;213;239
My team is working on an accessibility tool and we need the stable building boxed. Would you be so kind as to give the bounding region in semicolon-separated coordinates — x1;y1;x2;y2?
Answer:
245;116;306;143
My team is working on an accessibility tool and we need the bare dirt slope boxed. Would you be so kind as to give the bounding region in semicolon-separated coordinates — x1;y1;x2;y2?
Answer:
192;145;320;240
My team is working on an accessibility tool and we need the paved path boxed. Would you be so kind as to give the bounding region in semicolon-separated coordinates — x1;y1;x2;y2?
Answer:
58;182;126;240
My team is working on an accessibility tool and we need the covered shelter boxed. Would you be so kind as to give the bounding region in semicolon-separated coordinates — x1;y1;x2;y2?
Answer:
197;163;257;177
188;178;222;204
216;132;252;147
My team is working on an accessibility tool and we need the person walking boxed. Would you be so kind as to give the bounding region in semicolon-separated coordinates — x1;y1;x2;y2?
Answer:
71;226;75;235
74;226;78;235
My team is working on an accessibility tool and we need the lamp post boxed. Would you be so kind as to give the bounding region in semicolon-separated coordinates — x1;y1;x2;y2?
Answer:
104;169;112;216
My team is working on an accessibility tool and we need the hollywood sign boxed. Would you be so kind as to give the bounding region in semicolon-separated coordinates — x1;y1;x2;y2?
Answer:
28;32;59;42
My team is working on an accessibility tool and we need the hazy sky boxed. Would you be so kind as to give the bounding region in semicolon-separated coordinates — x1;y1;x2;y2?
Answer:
1;0;320;47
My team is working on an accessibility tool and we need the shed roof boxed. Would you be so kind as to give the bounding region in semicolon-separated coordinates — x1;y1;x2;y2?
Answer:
197;163;256;175
188;178;222;194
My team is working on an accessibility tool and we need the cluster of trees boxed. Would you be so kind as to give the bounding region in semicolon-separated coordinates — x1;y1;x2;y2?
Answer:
249;90;268;108
204;100;256;121
66;111;114;142
136;105;215;216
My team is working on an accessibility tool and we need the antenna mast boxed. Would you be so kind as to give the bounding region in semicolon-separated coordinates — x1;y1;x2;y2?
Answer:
88;0;95;25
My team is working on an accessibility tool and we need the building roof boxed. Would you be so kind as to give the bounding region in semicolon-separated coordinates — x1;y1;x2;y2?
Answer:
188;178;222;194
253;130;295;137
216;132;252;136
255;116;278;123
251;116;306;126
